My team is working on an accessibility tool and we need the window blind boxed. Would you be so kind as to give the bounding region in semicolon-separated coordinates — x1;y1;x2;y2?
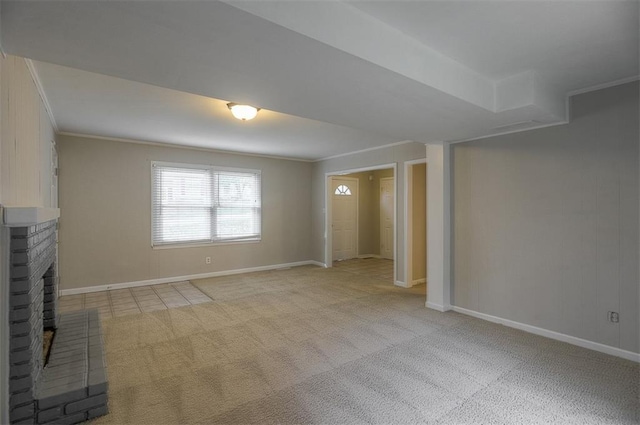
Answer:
152;162;261;246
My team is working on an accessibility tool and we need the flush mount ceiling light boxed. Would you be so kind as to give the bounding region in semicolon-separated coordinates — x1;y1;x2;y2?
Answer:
227;103;260;121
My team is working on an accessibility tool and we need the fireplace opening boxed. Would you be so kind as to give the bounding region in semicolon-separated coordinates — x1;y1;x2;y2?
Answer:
43;267;57;367
43;329;55;366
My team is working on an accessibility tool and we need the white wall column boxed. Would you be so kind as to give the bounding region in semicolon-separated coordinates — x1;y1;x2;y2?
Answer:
426;143;452;311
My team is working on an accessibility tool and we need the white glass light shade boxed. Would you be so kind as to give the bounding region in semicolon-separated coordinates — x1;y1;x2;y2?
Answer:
227;103;260;121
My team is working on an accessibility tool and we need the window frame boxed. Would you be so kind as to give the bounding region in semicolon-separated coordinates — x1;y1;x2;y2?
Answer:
151;160;262;249
334;184;352;196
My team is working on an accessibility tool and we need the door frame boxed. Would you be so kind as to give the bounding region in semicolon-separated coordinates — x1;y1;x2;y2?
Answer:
403;158;428;288
324;163;397;283
51;140;58;208
379;176;395;260
330;176;359;261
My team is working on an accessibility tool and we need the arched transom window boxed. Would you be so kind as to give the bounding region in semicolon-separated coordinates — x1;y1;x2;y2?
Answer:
334;184;352;196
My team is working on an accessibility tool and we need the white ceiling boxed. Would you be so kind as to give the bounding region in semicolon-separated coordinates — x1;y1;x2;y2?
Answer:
349;1;639;86
2;1;638;160
31;61;399;161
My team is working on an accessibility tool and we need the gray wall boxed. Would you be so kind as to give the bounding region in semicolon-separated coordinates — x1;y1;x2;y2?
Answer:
1;55;56;208
312;142;427;283
452;82;639;354
57;135;313;290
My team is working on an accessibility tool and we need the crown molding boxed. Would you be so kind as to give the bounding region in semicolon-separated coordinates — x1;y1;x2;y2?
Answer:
567;75;640;98
24;59;59;132
316;140;416;162
56;132;315;163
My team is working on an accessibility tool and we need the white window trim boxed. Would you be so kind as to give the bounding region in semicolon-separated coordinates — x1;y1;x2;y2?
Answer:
152;239;262;250
150;160;262;248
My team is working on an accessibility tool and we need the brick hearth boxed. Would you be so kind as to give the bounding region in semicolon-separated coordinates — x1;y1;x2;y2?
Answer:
7;216;108;424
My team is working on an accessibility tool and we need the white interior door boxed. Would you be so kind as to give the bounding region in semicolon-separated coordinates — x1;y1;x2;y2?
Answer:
332;177;358;261
380;177;394;260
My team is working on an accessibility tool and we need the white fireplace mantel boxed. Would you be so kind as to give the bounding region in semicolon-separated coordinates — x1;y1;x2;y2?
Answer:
2;206;60;227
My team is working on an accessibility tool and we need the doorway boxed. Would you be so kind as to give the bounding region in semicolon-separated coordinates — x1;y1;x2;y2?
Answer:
325;164;397;283
51;140;58;208
404;159;427;288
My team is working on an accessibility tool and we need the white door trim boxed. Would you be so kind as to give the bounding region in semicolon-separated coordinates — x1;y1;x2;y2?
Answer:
330;176;359;261
324;163;397;283
379;177;395;260
403;158;427;288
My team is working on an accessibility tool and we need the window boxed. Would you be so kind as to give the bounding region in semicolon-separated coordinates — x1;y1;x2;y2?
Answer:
152;162;261;246
334;184;352;195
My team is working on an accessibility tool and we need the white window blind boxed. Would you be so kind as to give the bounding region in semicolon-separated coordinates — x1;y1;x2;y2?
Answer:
152;162;261;246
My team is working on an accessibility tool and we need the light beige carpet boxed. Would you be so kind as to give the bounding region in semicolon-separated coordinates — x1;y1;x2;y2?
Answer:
92;265;639;424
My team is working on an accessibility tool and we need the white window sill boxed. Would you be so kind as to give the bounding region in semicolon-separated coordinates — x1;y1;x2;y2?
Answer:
152;239;261;250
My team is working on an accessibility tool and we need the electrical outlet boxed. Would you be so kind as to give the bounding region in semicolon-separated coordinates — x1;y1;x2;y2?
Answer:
205;257;211;264
608;311;619;323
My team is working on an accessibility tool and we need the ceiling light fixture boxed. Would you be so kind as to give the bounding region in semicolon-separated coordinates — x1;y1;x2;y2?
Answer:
227;103;260;121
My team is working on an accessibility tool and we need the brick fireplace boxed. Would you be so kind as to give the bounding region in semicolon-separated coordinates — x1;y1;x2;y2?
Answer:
5;208;108;424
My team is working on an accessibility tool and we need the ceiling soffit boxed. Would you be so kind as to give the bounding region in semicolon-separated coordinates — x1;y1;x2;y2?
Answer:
223;1;567;123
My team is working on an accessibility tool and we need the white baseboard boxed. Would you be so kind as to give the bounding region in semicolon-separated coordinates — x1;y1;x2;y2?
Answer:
452;306;640;363
396;278;426;289
59;260;324;296
357;254;381;259
425;301;452;312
